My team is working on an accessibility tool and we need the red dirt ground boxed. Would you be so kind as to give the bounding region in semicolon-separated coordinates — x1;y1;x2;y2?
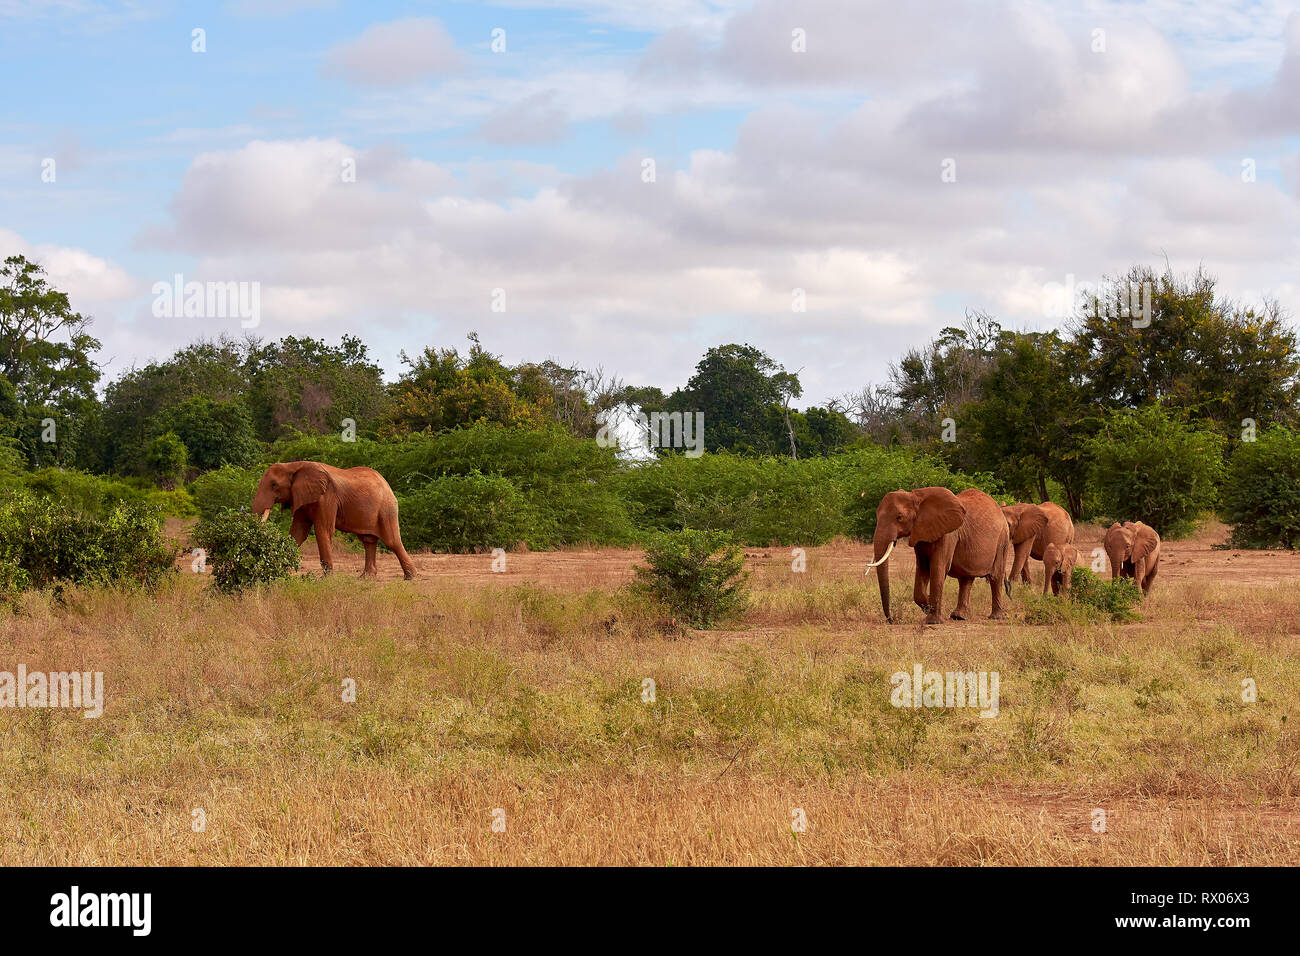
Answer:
169;519;1300;591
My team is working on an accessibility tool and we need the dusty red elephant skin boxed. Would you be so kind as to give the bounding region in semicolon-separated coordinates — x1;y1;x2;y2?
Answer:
251;460;416;580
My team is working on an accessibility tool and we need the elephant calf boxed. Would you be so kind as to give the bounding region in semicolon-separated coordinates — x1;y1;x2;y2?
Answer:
1042;543;1079;596
1103;521;1160;596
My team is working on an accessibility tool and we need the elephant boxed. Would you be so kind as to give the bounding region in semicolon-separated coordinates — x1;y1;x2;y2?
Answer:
1103;521;1160;595
866;486;1011;624
1002;501;1075;588
251;461;416;580
1042;542;1079;596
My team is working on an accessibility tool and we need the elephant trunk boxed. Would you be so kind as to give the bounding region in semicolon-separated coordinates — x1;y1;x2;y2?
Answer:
870;528;897;622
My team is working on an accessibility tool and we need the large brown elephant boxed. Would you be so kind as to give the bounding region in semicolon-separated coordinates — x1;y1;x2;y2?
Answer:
1103;521;1160;595
867;487;1011;624
1002;501;1074;588
252;461;416;579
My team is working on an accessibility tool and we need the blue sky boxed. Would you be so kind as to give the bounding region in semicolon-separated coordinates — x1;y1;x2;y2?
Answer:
3;0;1299;405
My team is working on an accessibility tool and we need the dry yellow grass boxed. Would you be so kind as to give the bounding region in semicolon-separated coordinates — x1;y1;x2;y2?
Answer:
1;555;1298;865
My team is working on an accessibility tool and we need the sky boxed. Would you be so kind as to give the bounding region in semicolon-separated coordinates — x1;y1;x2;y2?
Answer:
2;0;1299;407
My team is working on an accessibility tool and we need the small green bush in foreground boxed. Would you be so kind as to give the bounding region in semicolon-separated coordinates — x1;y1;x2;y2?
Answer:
633;529;749;628
192;510;301;594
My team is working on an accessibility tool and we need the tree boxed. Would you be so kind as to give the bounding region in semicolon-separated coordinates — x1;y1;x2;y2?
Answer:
1072;266;1300;437
145;431;188;489
651;343;852;457
1221;428;1300;548
887;311;1002;448
246;335;387;440
0;255;102;467
1084;405;1224;538
957;331;1096;514
100;337;252;473
381;334;552;437
154;397;260;472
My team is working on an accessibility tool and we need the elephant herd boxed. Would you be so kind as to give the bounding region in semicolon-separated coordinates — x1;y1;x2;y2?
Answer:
247;462;1162;625
866;486;1161;625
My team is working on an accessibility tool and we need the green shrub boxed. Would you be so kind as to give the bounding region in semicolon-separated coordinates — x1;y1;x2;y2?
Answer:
145;431;188;489
1068;567;1143;622
616;444;997;545
1222;427;1300;548
154;396;261;471
18;467;194;519
633;530;749;628
398;473;533;552
191;510;301;594
1084;405;1223;538
190;465;263;522
0;491;176;591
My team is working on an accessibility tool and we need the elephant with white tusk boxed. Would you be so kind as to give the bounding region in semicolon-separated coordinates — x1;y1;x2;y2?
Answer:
868;486;1011;624
251;461;416;580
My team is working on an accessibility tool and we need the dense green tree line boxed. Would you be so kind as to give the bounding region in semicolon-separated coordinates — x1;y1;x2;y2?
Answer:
4;252;1300;544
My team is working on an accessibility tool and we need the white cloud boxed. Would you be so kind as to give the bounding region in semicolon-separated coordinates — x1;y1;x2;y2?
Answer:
322;17;466;88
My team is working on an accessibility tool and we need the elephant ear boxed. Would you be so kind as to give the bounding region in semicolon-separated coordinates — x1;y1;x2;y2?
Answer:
1011;505;1048;545
290;462;331;512
1131;523;1159;565
910;487;965;544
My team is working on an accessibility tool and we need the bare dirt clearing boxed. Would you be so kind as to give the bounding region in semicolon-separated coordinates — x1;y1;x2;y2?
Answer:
172;519;1300;592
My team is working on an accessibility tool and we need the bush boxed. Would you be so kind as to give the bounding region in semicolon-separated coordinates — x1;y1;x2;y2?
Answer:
191;510;301;594
0;491;176;591
18;467;194;519
190;465;263;522
633;530;749;628
146;431;188;489
397;473;533;552
1222;427;1300;548
1084;405;1224;538
1068;567;1143;622
154;396;261;471
616;444;998;546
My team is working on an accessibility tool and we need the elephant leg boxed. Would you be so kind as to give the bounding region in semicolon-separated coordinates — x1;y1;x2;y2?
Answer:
290;514;311;545
950;576;973;620
923;557;947;625
988;572;1008;620
378;514;416;580
359;535;379;578
314;519;336;574
913;553;931;612
1009;541;1024;580
1142;564;1157;596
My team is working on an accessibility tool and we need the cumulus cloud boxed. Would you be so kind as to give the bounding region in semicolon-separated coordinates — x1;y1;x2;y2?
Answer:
322;17;465;88
0;228;137;304
477;90;570;146
11;0;1300;401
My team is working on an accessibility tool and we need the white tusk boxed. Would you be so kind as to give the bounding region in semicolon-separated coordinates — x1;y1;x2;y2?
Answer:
865;538;896;570
260;510;271;523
